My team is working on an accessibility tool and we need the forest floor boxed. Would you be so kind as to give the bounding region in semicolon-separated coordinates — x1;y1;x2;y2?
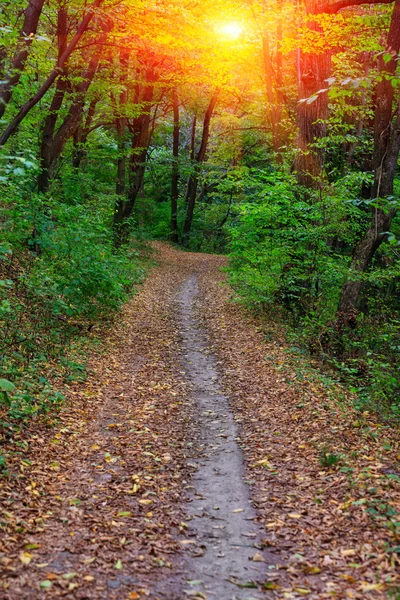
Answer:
0;243;399;600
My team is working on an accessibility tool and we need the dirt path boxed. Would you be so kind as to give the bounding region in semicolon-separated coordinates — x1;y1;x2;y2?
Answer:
177;275;272;598
1;244;399;600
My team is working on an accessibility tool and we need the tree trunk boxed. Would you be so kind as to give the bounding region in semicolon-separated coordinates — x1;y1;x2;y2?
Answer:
115;51;129;197
170;89;180;243
338;0;400;325
37;6;68;193
262;32;282;156
0;0;45;119
37;35;103;193
72;96;98;170
113;68;156;243
295;0;331;189
182;90;218;244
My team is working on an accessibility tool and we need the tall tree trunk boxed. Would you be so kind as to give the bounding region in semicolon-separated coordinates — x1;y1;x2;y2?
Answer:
170;89;180;243
0;0;45;119
37;6;68;193
338;0;400;325
190;115;197;161
182;90;218;244
37;38;103;193
72;96;98;169
295;0;331;189
115;51;129;197
275;0;285;160
262;32;282;156
113;68;156;243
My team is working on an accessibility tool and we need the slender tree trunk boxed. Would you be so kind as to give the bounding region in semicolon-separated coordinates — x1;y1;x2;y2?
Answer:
113;68;156;243
0;0;45;119
37;6;68;193
182;90;218;244
37;37;103;193
275;0;285;160
170;89;180;243
190;115;196;161
338;0;400;325
115;51;129;197
72;96;98;169
262;32;282;155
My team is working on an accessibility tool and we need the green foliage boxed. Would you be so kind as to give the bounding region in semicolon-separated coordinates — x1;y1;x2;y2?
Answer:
0;149;145;432
226;171;400;419
319;450;341;468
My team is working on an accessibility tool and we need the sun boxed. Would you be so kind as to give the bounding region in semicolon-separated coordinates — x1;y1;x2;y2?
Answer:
218;22;243;40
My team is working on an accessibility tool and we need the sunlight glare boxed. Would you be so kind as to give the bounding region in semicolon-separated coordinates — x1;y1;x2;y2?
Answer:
218;22;243;40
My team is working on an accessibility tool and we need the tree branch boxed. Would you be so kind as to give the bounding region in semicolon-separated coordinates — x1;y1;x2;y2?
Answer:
0;0;103;146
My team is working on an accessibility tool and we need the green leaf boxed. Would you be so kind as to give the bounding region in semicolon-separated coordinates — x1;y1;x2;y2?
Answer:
40;580;52;589
114;559;123;569
0;379;15;392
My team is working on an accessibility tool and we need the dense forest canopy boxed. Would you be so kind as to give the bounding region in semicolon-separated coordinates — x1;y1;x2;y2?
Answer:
1;0;400;424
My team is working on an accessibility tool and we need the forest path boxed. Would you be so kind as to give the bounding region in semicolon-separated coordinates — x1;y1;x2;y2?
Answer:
175;274;271;598
1;243;398;600
1;245;272;600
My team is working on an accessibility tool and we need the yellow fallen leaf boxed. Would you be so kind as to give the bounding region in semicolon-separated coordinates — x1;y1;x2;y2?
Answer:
341;549;356;557
19;552;32;565
294;588;312;595
252;552;265;562
232;508;244;513
68;583;79;591
138;499;152;505
360;583;384;592
304;565;321;574
253;457;270;466
288;513;302;519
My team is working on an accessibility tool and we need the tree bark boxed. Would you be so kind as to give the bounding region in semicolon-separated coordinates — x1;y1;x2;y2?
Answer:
170;89;180;243
37;34;104;193
113;66;156;242
182;90;218;244
295;0;331;189
72;96;99;169
115;51;129;197
262;31;283;157
0;0;45;119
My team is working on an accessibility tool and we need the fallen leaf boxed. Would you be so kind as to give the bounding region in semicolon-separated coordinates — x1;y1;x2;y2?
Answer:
251;552;265;562
19;552;32;565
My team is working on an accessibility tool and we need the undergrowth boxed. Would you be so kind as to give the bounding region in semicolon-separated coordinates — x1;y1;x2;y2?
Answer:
0;175;150;467
226;171;400;422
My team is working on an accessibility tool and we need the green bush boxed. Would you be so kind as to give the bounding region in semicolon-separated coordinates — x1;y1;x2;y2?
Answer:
226;171;400;419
